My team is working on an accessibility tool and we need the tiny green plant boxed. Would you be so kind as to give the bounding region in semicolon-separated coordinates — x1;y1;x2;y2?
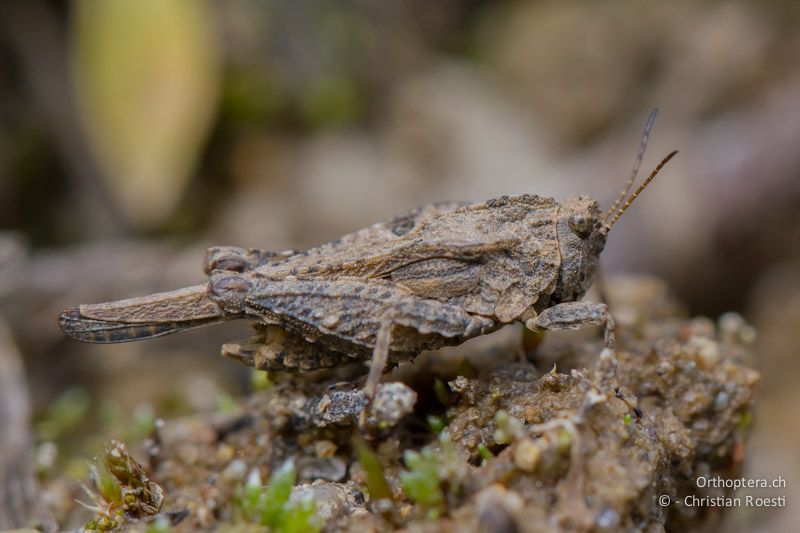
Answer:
354;438;394;509
216;393;239;414
80;441;163;531
400;448;445;517
477;443;494;463
234;460;321;533
427;414;446;434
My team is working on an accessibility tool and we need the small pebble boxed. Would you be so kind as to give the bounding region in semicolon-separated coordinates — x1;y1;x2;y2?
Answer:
596;508;620;529
513;438;541;473
718;312;757;345
315;439;338;458
685;335;721;368
298;456;347;482
714;391;730;410
221;459;248;482
216;443;235;463
449;375;470;393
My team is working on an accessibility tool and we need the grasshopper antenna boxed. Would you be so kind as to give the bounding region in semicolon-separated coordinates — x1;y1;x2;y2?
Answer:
604;108;659;223
606;150;678;229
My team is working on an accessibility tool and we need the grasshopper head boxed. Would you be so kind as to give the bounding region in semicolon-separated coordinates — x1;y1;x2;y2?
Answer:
549;148;678;305
551;196;607;304
549;110;678;306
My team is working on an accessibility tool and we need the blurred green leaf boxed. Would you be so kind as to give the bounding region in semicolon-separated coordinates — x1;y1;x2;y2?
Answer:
72;0;220;228
259;460;295;527
355;438;394;503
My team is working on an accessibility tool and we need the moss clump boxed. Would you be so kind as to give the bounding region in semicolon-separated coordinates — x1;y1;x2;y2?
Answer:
233;460;321;533
399;432;465;520
400;447;445;512
477;443;494;462
81;440;163;531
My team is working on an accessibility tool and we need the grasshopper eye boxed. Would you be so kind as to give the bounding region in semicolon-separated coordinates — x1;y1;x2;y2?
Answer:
568;211;593;238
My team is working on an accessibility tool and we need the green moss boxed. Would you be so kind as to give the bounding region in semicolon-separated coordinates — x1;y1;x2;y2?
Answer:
82;440;164;530
737;411;752;431
127;403;156;442
92;458;122;504
94;516;118;531
427;415;446;434
477;443;494;462
493;410;522;444
258;462;295;527
433;378;453;406
455;359;477;379
279;497;319;533
400;448;445;511
233;461;321;533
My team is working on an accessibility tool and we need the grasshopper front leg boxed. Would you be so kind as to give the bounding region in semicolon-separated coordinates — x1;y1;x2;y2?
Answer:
525;301;617;386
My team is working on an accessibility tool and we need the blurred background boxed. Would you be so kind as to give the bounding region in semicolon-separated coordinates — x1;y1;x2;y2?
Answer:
0;0;798;530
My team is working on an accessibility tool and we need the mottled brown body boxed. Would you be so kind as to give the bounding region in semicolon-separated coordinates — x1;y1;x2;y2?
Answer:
60;194;611;374
59;110;677;430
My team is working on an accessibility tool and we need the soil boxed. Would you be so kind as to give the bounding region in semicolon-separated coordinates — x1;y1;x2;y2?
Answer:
44;276;760;532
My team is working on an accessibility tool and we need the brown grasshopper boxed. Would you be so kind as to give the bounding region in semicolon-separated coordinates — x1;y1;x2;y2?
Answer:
60;111;676;421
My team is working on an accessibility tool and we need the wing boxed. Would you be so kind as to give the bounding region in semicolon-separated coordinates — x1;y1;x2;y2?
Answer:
256;194;562;323
59;284;226;343
203;203;470;275
373;195;562;322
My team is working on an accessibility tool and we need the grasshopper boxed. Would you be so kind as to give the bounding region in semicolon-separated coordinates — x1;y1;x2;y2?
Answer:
60;112;676;423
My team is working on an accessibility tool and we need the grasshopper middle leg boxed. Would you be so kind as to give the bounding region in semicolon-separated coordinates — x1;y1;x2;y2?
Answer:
357;302;492;431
